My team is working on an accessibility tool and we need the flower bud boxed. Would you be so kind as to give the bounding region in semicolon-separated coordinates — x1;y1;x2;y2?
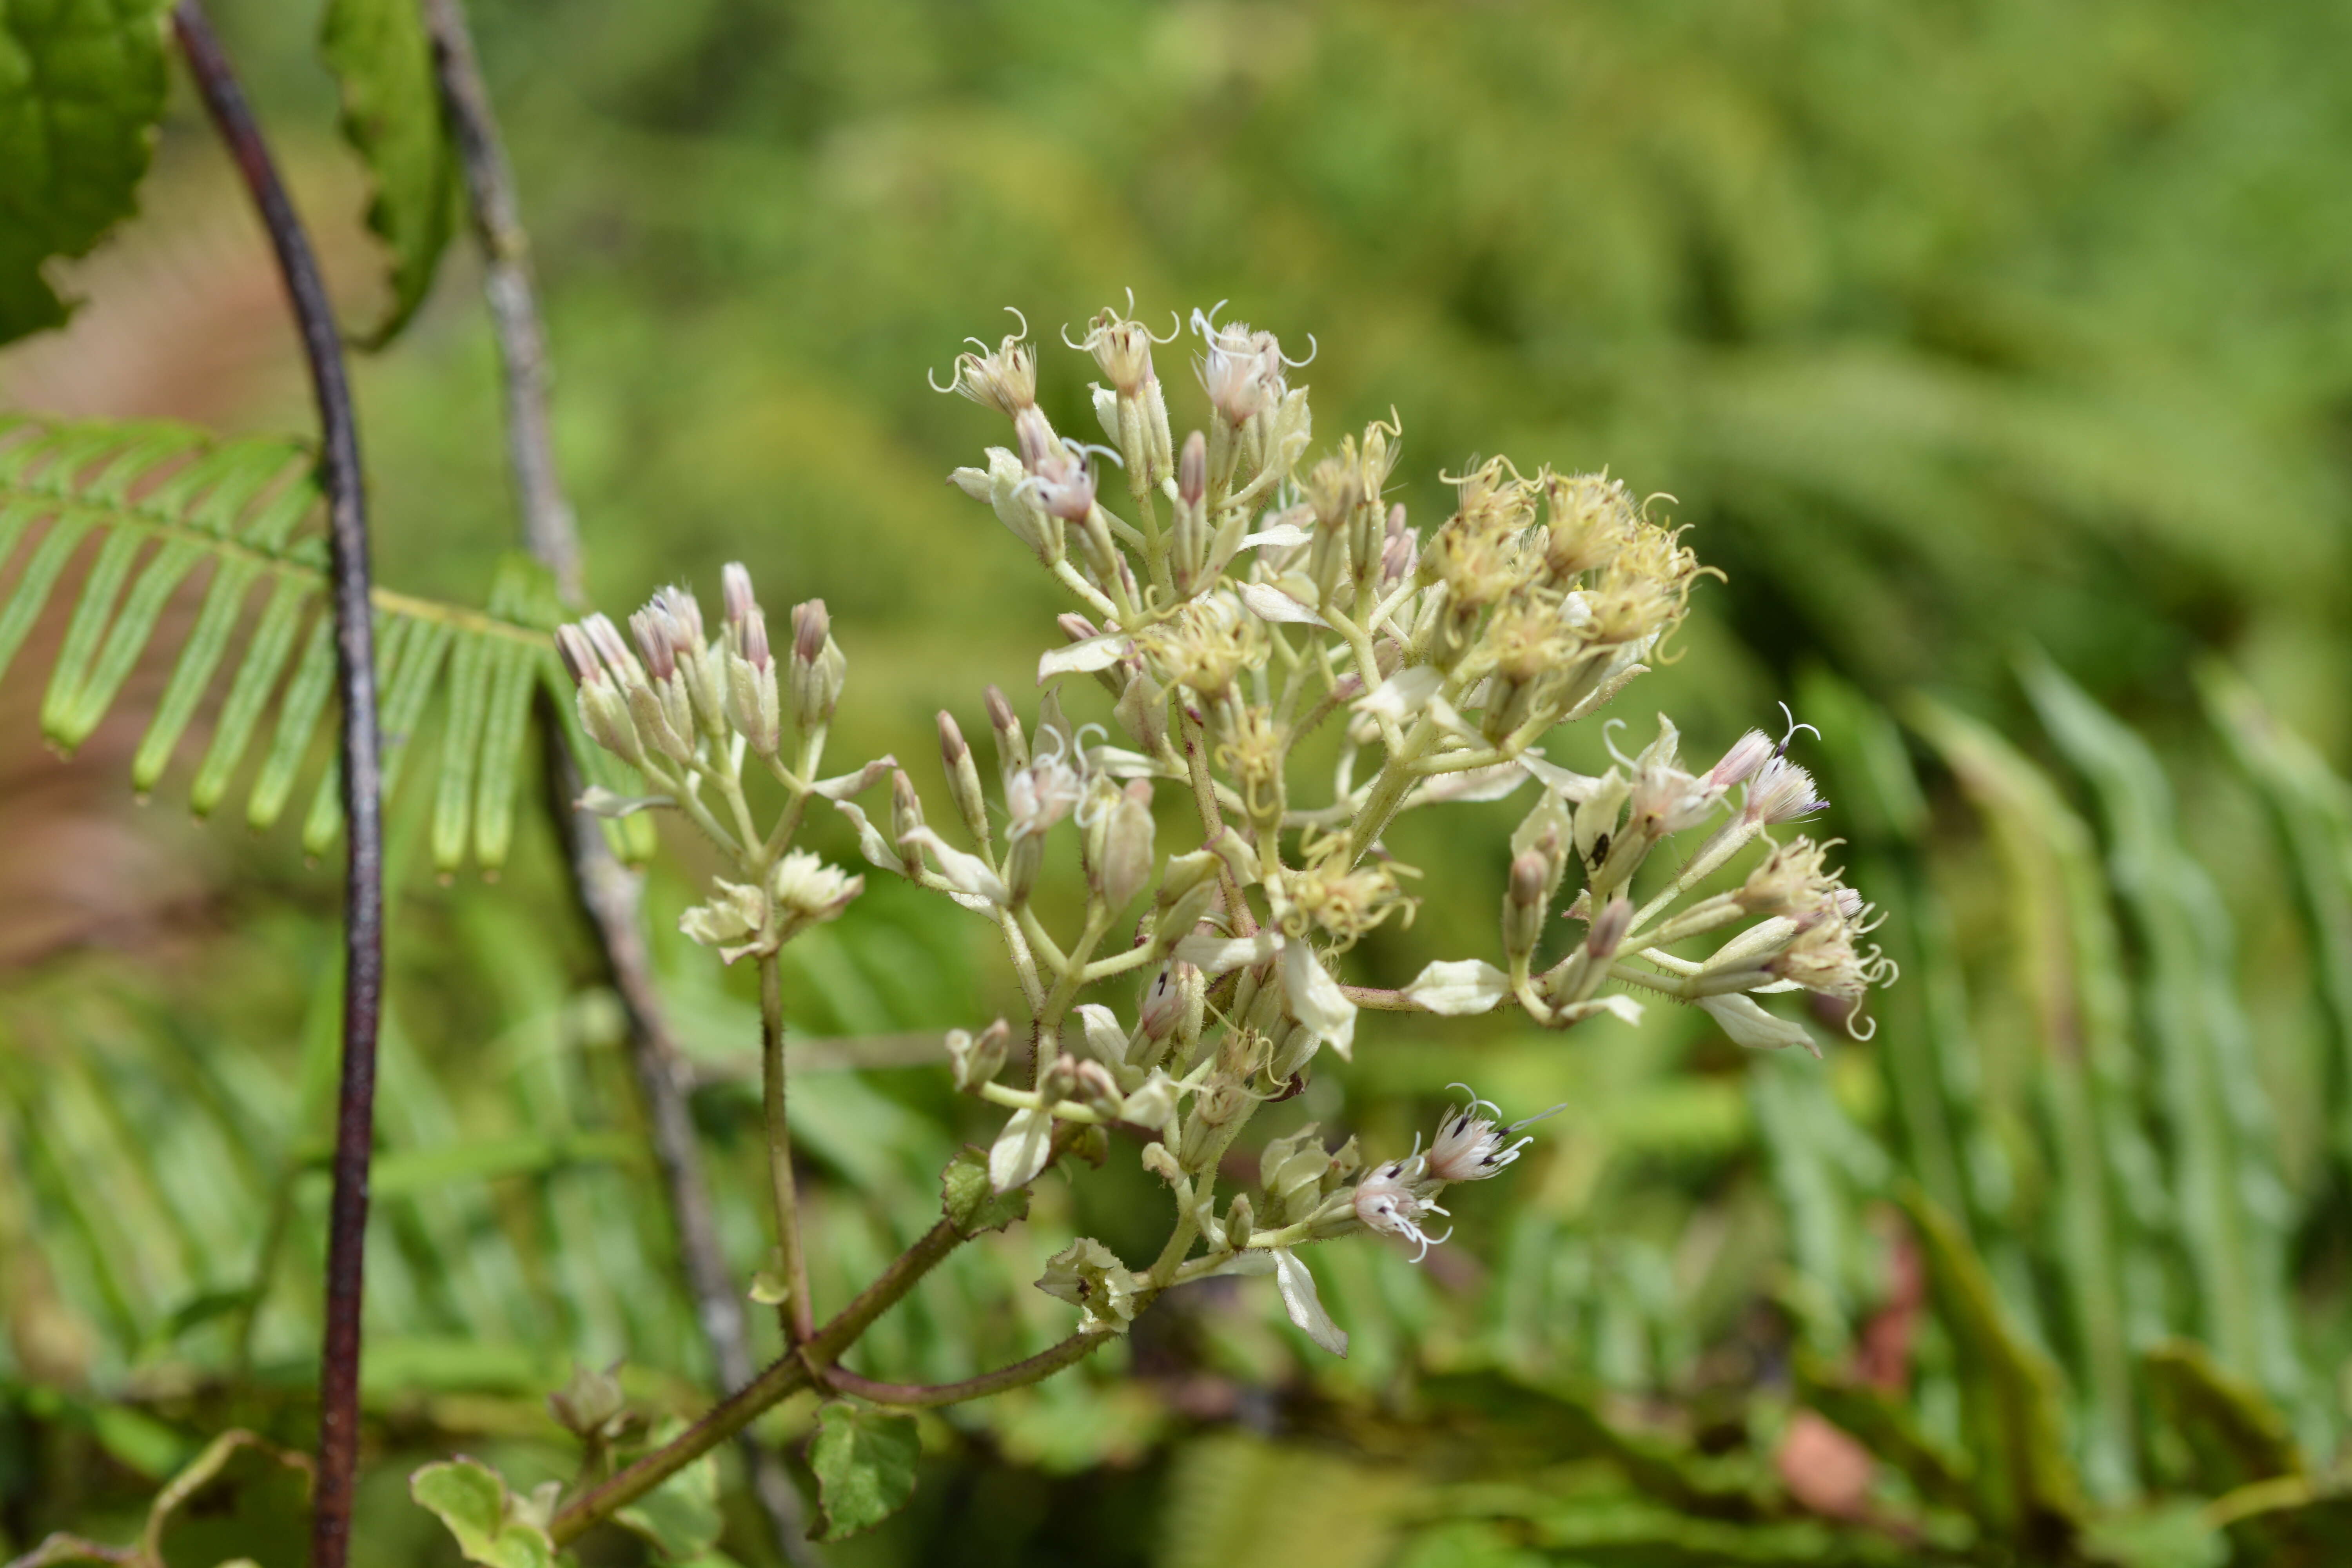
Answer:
985;684;1027;771
1267;1020;1318;1082
939;710;992;846
548;1362;627;1440
1073;1060;1125;1120
1708;729;1775;789
788;599;846;732
891;770;927;871
584;613;642;685
1380;505;1416;584
724;626;781;756
1178;1079;1249;1171
1085;780;1156;911
1004;830;1045;908
556;622;598;685
1040;1053;1081;1104
1151;848;1223;952
946;1020;1011;1092
1140;1141;1183;1183
1178;429;1206;506
1223;1192;1254;1248
1122;1069;1178;1132
1134;960;1204;1067
722;562;757;629
577;679;647;768
626;680;695;764
1503;849;1551;960
629;608;676;681
1586;894;1632;961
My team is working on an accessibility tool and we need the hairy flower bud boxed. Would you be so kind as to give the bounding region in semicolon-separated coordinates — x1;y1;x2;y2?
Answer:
548;1363;627;1441
1708;729;1775;789
1178;1078;1249;1172
1135;959;1204;1068
1586;894;1632;962
555;622;598;686
946;1019;1011;1092
1085;779;1156;911
891;770;926;873
1503;849;1550;961
1073;1060;1125;1121
1223;1193;1255;1249
1040;1053;1081;1105
724;613;782;756
985;684;1027;771
722;563;757;630
939;710;992;846
626;679;695;764
788;599;845;732
1151;849;1223;954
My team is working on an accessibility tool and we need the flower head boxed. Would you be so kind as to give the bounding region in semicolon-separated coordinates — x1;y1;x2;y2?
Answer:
1427;1084;1564;1184
1352;1152;1451;1260
933;313;1038;418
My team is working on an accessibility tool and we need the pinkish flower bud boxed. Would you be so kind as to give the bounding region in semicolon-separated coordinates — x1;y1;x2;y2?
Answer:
722;563;756;628
1708;729;1775;789
629;608;677;681
556;623;601;685
1585;894;1632;960
584;613;641;684
1058;613;1098;645
1178;430;1206;506
985;685;1027;771
740;605;771;671
791;599;829;666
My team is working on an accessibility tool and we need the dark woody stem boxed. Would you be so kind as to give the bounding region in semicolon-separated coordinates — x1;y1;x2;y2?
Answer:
171;9;383;1566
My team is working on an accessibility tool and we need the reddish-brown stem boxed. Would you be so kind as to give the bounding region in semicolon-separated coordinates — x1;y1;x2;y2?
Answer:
171;9;382;1566
820;1333;1105;1407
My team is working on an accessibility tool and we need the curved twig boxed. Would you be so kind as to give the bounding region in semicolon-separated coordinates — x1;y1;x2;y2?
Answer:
170;8;381;1567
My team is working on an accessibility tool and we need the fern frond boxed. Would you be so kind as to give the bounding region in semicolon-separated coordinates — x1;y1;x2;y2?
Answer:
0;414;643;872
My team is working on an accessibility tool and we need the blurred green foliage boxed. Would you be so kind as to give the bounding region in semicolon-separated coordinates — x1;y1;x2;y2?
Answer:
7;0;2352;1564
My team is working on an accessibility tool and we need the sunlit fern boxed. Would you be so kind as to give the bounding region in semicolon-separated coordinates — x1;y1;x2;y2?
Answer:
0;414;649;871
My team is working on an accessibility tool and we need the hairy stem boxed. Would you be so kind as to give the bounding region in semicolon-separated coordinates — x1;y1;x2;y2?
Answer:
761;955;816;1343
822;1333;1106;1407
426;0;819;1542
555;1218;973;1542
549;1351;813;1545
172;11;382;1565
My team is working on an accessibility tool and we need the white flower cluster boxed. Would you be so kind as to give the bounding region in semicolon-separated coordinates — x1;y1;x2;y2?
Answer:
553;297;1894;1362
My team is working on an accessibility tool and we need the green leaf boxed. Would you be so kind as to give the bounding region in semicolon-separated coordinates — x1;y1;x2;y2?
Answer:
941;1145;1029;1236
1895;1183;2082;1539
2143;1338;2304;1494
0;418;557;867
319;0;459;347
0;0;171;341
409;1457;557;1568
615;1420;726;1563
2023;653;2310;1431
808;1399;920;1542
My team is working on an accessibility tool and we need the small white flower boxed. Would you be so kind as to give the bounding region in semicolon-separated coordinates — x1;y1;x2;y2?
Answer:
1351;1153;1451;1260
1426;1084;1564;1184
1744;753;1827;824
1036;1237;1141;1332
768;851;862;939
